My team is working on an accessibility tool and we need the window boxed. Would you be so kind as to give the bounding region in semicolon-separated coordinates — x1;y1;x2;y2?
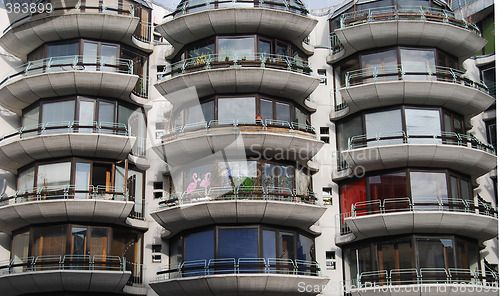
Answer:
218;228;258;260
218;97;256;123
405;109;441;144
318;69;327;85
218;37;255;60
320;127;330;144
326;251;336;270
152;244;162;263
37;162;71;188
153;182;164;199
410;172;448;208
365;109;402;146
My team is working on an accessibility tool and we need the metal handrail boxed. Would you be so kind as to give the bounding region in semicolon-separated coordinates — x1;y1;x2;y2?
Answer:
162;119;316;139
3;254;126;274
158;185;317;208
165;0;309;19
0;55;135;88
343;64;489;94
346;130;495;155
353;268;499;288
0;121;130;144
156;257;320;280
0;185;130;206
339;5;480;35
158;52;312;80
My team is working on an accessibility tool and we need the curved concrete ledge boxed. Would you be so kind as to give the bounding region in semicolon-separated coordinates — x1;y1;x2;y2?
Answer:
0;133;135;173
157;8;317;50
342;144;497;178
329;105;350;121
152;127;323;166
0;13;139;60
340;80;494;117
150;200;327;237
0;71;139;115
131;36;154;53
155;68;319;110
128;154;150;170
150;273;330;296
349;284;498;296
336;211;498;245
0;270;131;296
0;199;134;233
331;20;486;63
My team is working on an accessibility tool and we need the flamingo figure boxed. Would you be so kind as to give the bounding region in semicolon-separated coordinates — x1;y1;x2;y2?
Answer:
186;173;198;195
199;172;211;195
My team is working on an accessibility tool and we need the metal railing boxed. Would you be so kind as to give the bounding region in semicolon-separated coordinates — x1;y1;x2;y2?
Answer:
166;0;309;19
3;1;137;34
329;32;344;55
132;75;149;99
162;119;316;139
132;137;147;157
133;20;153;43
0;185;130;206
156;257;321;280
337;196;497;235
0;255;125;275
0;55;134;87
158;53;312;79
0;121;130;144
344;64;489;94
126;261;144;286
347;130;495;154
159;185;318;208
129;199;146;220
350;267;499;288
339;6;480;34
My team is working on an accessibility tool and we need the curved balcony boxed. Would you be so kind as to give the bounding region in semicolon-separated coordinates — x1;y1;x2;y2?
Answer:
156;54;318;109
327;6;486;63
157;1;315;55
151;257;329;296
0;121;135;173
0;56;145;115
344;268;499;296
0;185;137;233
152;120;323;167
336;65;494;118
151;186;326;237
0;255;131;296
0;4;143;59
335;197;498;245
340;131;496;179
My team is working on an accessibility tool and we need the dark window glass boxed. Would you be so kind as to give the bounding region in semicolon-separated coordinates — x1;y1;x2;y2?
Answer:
202;101;215;123
263;230;276;260
416;238;454;269
185;230;214;261
297;234;314;261
188;40;215;59
32;225;67;256
89;227;109;257
337;115;362;150
218;228;258;260
260;99;273;122
71;227;87;255
340;179;366;214
368;172;407;209
279;231;295;259
259;40;272;56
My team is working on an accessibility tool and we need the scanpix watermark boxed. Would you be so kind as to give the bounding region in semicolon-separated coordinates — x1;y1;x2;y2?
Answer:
297;281;499;294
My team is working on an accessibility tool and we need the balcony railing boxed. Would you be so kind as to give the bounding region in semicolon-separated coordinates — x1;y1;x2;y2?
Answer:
158;53;312;79
133;20;152;43
0;55;134;86
156;258;321;280
0;121;130;144
329;32;344;55
159;185;318;208
0;185;129;206
339;6;480;34
3;2;137;34
337;197;498;235
162;119;316;140
343;64;489;94
345;268;499;289
346;130;496;154
0;254;125;275
132;137;147;157
166;0;309;19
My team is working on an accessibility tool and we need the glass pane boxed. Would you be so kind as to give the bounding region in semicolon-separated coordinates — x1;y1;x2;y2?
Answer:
218;97;256;124
275;102;290;122
263;230;276;260
202;101;215;123
340;179;366;214
46;42;79;72
18;167;35;192
79;100;95;132
416;238;454;269
218;228;258;260
297;234;314;261
98;101;115;133
75;163;91;199
37;162;71;188
41;101;75;134
12;231;29;261
259;40;272;56
22;107;39;135
260;99;273;122
460;179;471;201
32;225;67;256
101;45;118;72
218;37;255;60
337;115;363;150
400;49;436;80
262;163;274;189
89;228;109;257
71;227;87;255
83;42;98;71
227;161;257;188
377;242;396;271
295;107;308;125
368;172;408;211
276;165;293;190
185;104;204;125
449;176;459;198
276;43;287;56
279;232;295;259
185;230;214;261
410;172;448;209
361;49;398;82
365;109;403;147
405;109;441;144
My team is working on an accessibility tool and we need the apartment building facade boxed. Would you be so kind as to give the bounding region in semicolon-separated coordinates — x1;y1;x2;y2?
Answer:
0;0;496;296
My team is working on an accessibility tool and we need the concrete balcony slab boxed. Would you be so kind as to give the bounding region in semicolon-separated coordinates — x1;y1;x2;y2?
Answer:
151;200;326;237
